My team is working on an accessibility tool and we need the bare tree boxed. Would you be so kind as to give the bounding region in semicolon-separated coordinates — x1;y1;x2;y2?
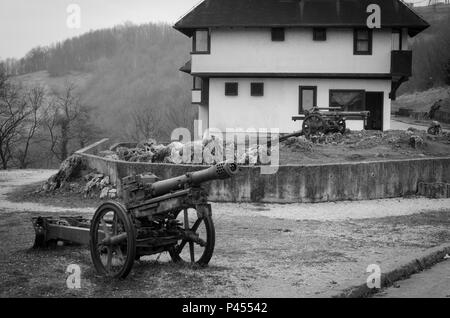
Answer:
0;71;29;169
166;103;197;137
127;105;164;142
72;104;102;148
45;83;82;162
15;86;46;168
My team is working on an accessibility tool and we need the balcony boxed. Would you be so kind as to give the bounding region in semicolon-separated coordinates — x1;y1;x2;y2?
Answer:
391;50;412;78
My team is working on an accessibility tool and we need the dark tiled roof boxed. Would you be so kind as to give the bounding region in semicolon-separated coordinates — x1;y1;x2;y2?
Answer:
174;0;429;37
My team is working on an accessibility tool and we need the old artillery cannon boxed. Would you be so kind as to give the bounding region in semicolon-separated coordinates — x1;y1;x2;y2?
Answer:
292;107;370;137
32;161;239;278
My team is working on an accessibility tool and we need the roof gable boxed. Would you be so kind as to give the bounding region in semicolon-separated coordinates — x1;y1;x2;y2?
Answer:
174;0;429;37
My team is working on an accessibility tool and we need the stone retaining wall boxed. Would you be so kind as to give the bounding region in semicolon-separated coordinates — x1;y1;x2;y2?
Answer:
76;139;450;203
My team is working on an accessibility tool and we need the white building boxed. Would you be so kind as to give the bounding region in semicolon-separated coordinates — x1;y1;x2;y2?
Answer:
174;0;429;133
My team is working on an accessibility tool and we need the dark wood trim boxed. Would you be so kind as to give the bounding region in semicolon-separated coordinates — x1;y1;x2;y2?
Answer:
192;72;392;79
192;28;211;54
176;24;428;33
365;91;385;131
201;78;209;105
299;86;317;114
353;29;373;55
313;28;327;41
389;76;407;100
192;76;202;90
392;28;403;51
329;89;366;110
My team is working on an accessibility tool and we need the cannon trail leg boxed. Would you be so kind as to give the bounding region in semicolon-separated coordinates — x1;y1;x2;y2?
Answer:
32;216;91;248
89;201;136;278
169;204;215;266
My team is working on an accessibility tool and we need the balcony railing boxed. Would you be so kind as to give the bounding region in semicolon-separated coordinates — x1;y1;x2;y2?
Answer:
391;50;412;78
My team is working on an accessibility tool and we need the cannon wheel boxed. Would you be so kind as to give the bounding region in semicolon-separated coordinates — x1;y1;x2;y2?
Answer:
303;114;325;137
90;201;136;278
169;206;215;266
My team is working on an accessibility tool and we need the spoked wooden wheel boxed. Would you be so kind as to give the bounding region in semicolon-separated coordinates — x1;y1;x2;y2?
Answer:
303;114;325;137
90;201;136;278
169;207;215;266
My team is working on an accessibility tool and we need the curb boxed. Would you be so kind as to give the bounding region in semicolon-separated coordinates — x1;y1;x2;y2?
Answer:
334;244;450;298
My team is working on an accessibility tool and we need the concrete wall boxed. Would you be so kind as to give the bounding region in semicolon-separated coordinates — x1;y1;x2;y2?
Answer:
192;28;394;74
77;140;450;204
207;78;392;133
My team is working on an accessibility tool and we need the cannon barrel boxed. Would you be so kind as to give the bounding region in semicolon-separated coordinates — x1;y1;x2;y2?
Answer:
148;161;239;197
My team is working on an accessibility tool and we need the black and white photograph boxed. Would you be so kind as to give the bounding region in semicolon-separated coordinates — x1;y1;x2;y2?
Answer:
0;0;450;304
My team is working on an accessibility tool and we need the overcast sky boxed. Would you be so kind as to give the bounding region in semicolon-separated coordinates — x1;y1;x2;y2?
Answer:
0;0;201;59
0;0;427;59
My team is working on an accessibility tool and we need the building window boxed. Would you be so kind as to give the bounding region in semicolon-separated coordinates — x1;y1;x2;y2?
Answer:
225;82;238;96
251;83;264;97
271;28;285;41
193;77;202;90
353;29;372;55
329;90;366;112
193;29;210;54
299;86;317;114
313;28;327;41
392;28;402;51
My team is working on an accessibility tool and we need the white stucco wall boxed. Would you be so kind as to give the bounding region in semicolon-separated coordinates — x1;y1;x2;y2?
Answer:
192;28;393;74
206;78;391;134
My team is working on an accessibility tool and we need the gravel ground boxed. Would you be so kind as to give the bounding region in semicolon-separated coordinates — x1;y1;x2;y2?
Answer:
1;170;450;298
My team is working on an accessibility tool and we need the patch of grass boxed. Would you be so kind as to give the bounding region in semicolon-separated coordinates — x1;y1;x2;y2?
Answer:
6;181;101;209
373;211;450;227
1;207;450;297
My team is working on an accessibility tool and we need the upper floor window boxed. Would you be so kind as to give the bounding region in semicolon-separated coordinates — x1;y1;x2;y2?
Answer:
193;29;210;54
193;77;202;90
271;28;285;41
225;82;238;96
353;29;372;55
392;29;402;51
313;28;327;41
251;83;264;97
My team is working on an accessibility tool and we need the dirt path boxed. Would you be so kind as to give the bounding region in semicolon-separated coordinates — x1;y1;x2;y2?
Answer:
217;198;450;221
390;119;450;133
